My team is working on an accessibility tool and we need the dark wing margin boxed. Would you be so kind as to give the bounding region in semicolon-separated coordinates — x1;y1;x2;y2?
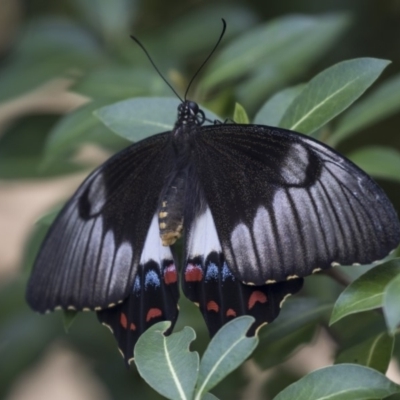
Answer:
191;124;400;285
26;132;173;312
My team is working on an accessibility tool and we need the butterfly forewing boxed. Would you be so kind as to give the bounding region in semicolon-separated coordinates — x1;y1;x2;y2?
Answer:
97;214;179;364
191;124;400;285
26;132;174;312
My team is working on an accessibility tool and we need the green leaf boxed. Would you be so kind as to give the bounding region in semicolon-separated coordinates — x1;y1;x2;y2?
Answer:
279;58;391;135
336;332;394;373
95;97;221;142
330;73;400;145
62;310;78;332
134;322;199;400
330;259;400;325
95;97;177;141
236;14;350;110
195;316;258;399
156;4;257;58
273;364;400;400
72;66;170;100
383;273;400;334
347;146;400;182
259;299;331;342
202;394;220;400
254;85;305;126
233;103;250;124
254;299;332;369
201;14;348;91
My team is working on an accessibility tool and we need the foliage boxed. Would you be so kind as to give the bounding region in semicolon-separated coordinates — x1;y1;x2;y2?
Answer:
1;1;400;399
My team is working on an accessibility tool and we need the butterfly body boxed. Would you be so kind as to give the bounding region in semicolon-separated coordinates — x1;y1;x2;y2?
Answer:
27;100;400;363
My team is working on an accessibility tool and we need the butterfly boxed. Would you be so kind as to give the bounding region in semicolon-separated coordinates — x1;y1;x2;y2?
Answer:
26;98;400;364
26;20;400;364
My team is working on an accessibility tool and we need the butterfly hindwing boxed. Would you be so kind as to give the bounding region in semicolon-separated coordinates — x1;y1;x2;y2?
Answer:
26;132;175;312
191;124;400;285
97;214;179;364
183;206;304;336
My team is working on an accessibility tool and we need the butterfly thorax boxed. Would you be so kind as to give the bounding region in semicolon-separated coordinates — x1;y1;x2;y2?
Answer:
174;101;205;131
159;102;205;246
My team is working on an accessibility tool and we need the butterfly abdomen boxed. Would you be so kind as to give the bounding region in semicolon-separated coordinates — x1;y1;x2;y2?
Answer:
159;169;187;246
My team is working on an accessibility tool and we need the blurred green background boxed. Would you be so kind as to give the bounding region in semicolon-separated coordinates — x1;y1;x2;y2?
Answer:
1;0;400;399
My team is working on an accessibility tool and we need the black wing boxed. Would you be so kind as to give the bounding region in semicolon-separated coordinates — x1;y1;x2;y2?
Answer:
26;132;176;312
189;124;400;285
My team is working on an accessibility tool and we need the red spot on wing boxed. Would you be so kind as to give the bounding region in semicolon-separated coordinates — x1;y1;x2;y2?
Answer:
185;263;203;282
207;301;219;313
248;291;268;310
164;264;177;284
226;308;236;317
146;308;163;322
130;323;136;331
120;312;128;329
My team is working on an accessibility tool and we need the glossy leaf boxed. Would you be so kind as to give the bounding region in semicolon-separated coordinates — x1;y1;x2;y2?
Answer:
383;274;400;334
202;15;340;90
134;322;199;400
347;146;400;182
237;14;349;109
330;259;400;325
254;85;305;126
233;103;250;124
279;58;390;134
336;332;394;373
273;364;400;400
330;73;400;145
195;317;258;399
72;66;170;100
95;97;220;142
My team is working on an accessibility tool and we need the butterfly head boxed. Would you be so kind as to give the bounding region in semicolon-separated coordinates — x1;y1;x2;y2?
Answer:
176;101;205;127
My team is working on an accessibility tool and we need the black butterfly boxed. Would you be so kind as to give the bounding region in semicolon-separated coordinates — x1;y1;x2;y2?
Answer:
26;19;400;363
26;98;400;364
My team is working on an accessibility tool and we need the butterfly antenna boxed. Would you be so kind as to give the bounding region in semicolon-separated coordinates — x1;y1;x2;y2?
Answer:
184;18;227;100
130;35;184;102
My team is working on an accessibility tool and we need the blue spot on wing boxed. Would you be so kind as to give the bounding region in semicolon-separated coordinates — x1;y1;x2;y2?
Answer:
133;275;141;293
145;270;161;288
222;262;234;281
205;263;219;281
